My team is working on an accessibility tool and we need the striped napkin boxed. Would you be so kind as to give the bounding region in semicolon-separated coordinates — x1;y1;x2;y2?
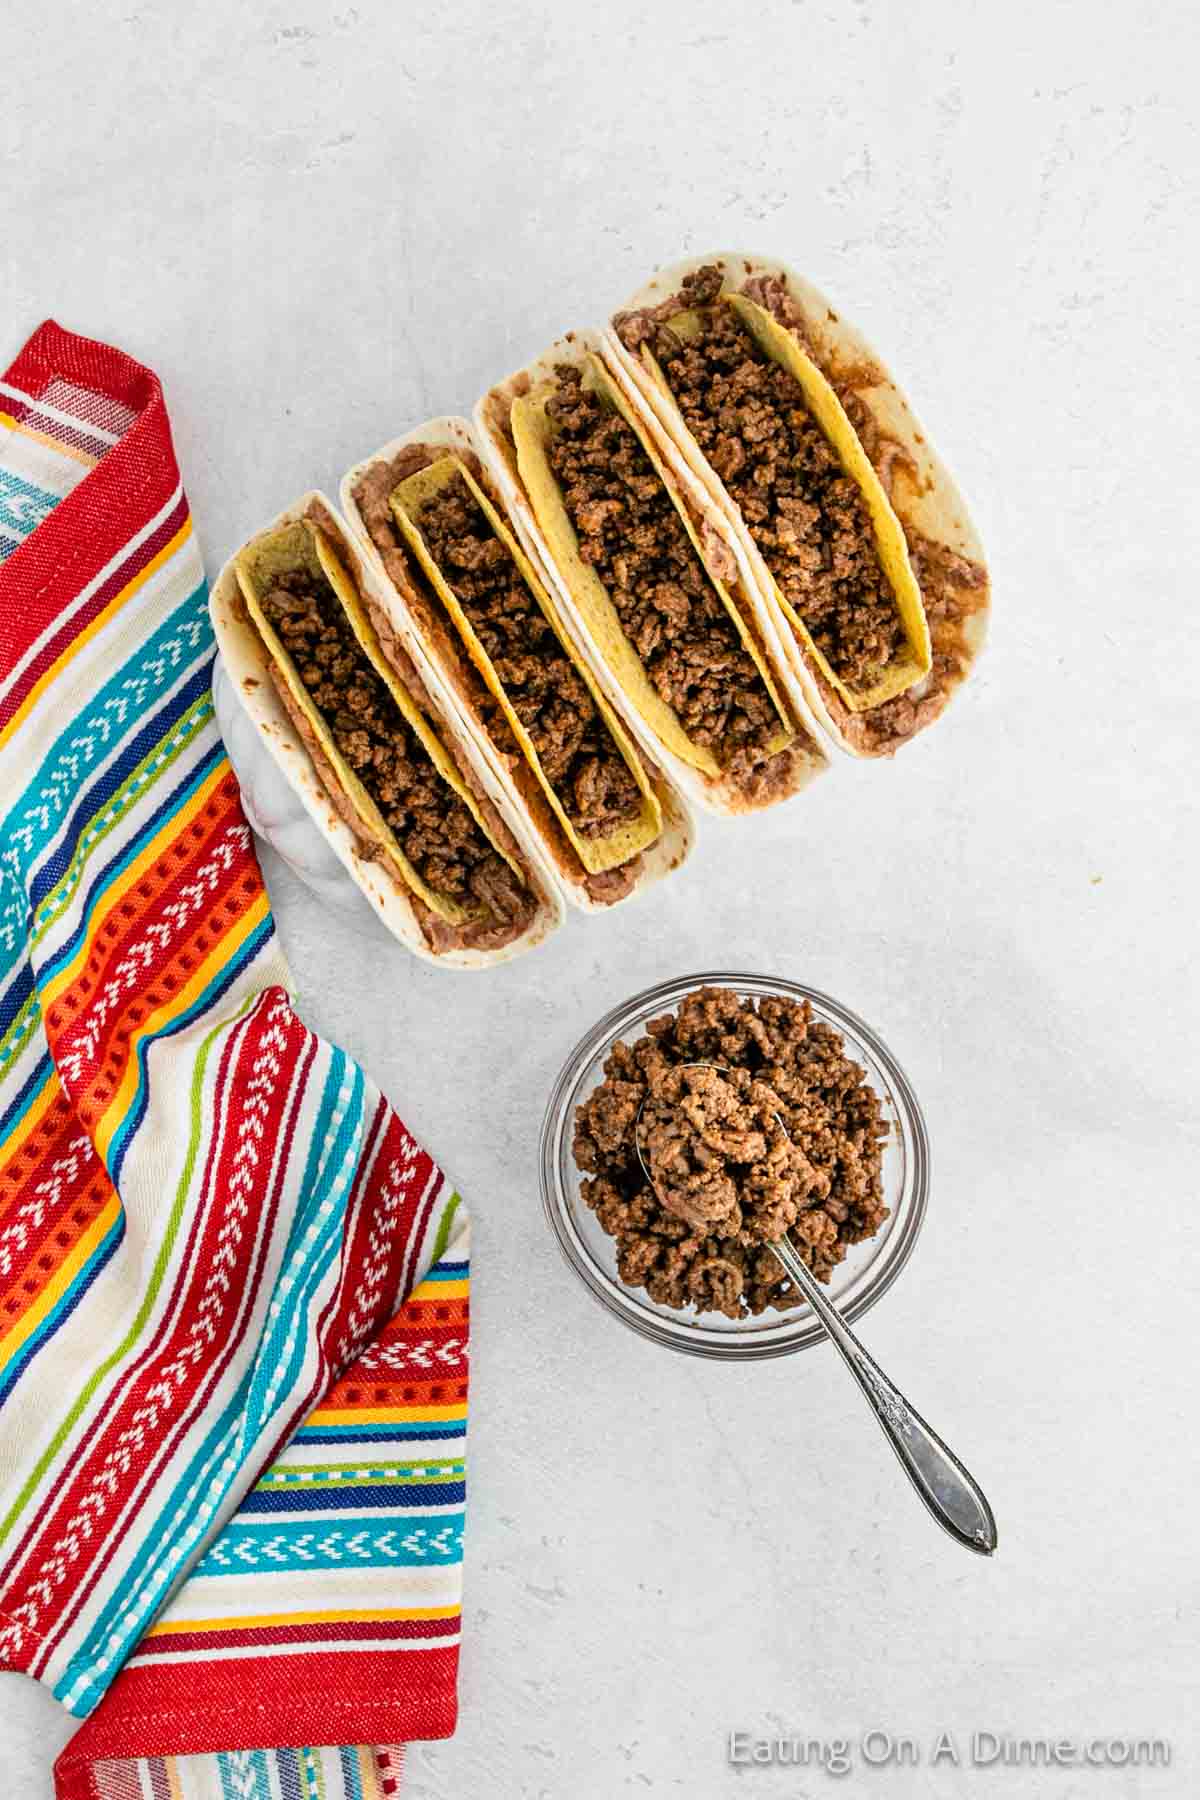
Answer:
0;321;468;1799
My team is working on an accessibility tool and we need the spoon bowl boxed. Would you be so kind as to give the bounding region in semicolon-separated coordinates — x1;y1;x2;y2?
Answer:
632;1059;998;1555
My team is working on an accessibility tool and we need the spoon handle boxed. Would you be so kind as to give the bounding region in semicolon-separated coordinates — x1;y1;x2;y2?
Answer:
770;1235;998;1556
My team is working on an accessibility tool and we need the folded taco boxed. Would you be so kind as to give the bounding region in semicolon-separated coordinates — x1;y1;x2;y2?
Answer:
210;494;563;966
474;333;828;814
609;254;990;757
341;419;694;910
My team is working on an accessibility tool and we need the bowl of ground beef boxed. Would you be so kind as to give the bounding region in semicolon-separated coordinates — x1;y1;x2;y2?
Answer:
540;974;929;1358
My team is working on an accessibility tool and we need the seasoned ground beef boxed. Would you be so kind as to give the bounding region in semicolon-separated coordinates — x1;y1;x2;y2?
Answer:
618;266;905;691
414;468;643;840
261;564;531;926
640;1064;817;1236
543;365;784;783
353;450;524;767
573;985;889;1319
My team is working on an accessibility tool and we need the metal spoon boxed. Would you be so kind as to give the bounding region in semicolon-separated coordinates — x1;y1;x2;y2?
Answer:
636;1064;998;1556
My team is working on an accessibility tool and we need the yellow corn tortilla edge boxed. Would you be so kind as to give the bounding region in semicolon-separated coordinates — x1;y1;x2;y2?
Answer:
387;456;662;876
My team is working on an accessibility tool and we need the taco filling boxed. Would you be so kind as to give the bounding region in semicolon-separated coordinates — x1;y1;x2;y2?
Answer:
572;985;889;1320
249;540;535;951
354;450;527;770
617;265;928;708
527;362;793;790
387;458;661;876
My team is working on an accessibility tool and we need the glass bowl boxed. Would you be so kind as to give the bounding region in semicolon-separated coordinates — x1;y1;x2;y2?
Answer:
538;971;929;1359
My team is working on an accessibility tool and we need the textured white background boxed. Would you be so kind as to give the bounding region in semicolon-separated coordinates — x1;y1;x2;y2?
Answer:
4;1;1199;1795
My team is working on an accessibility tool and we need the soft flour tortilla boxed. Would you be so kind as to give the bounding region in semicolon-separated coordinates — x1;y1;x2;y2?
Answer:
474;332;827;815
607;253;990;757
210;492;562;967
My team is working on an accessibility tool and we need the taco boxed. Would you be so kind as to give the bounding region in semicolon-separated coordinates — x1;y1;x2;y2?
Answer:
210;494;563;966
341;419;694;910
608;254;990;757
474;332;828;815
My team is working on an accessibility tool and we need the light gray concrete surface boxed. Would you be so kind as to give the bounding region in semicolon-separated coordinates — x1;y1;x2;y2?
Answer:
4;0;1199;1794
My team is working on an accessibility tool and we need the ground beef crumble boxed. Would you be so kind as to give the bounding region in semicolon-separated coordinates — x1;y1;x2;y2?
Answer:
619;266;906;691
260;563;532;927
543;365;785;784
353;450;525;768
572;986;889;1319
414;468;643;840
